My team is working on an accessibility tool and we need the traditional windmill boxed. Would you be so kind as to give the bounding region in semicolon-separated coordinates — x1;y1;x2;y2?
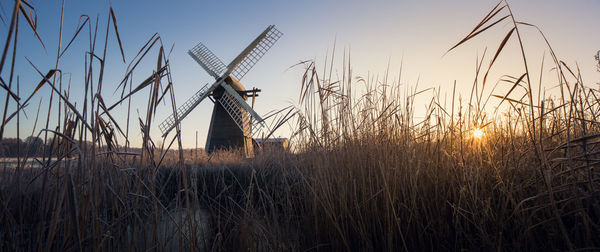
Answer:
158;25;283;157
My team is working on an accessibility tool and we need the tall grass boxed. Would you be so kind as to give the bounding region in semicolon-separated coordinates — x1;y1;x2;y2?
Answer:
0;0;599;251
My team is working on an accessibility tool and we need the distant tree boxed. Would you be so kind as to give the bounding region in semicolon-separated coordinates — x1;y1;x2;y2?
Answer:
25;136;44;156
0;138;22;157
594;50;600;72
596;50;599;85
25;136;43;146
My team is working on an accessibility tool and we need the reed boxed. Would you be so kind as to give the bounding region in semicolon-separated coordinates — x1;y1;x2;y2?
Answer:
0;0;598;251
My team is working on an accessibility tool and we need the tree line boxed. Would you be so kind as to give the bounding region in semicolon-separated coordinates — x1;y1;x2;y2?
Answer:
0;137;46;157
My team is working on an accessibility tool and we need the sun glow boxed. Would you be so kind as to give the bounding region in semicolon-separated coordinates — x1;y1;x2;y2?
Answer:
472;128;485;140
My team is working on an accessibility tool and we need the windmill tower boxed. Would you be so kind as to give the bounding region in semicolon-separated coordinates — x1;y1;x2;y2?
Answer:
158;25;283;157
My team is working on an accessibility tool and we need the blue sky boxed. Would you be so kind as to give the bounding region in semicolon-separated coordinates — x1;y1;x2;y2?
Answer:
1;0;599;148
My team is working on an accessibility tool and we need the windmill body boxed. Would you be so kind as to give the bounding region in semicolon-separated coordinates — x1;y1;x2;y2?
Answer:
158;25;282;157
205;77;253;156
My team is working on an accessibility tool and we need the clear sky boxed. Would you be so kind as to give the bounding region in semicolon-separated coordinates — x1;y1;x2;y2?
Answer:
1;0;599;148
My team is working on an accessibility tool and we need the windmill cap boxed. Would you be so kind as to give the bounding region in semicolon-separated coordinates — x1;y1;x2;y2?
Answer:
224;76;247;92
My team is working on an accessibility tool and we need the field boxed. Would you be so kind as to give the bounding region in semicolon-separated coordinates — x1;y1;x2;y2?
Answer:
1;0;599;251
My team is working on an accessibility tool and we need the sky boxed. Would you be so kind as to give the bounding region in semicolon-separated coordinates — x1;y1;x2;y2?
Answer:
1;0;599;148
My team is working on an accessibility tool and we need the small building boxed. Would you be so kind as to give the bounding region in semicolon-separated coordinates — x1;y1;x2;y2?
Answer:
253;138;289;152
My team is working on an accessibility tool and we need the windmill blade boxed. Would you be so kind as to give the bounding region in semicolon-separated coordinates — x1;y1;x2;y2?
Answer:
188;42;227;79
219;84;266;138
225;25;283;81
158;79;225;137
221;84;263;122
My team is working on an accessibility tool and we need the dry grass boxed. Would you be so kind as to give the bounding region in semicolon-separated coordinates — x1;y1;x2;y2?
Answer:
0;0;599;251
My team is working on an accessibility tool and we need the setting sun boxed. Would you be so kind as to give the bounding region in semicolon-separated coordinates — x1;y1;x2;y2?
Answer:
473;128;485;139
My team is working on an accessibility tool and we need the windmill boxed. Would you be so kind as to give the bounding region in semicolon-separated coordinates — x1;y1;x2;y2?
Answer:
158;25;283;157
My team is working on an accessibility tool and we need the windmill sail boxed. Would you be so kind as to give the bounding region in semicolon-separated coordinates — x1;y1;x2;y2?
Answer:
224;25;283;80
158;80;222;136
217;91;252;137
219;84;265;137
188;43;227;79
230;26;283;80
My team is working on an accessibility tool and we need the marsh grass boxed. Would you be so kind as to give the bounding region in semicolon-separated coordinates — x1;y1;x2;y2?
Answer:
0;0;599;251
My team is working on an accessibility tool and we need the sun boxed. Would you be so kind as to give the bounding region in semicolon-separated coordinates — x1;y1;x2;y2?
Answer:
473;128;485;139
472;128;485;140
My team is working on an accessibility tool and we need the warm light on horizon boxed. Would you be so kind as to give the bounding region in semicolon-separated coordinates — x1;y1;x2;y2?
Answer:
473;128;485;140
